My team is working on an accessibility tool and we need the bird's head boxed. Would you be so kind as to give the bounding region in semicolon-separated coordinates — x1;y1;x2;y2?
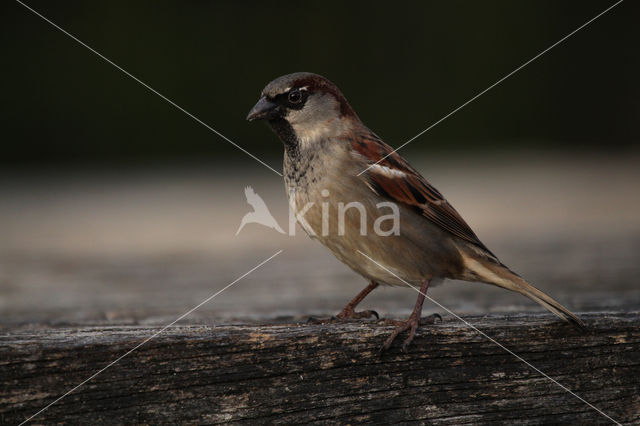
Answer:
247;72;358;149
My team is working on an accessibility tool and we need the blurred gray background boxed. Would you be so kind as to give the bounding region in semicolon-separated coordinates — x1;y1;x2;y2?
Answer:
1;1;638;325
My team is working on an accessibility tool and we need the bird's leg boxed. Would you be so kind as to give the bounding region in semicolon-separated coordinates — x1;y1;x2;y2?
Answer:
307;281;379;324
336;281;380;320
381;278;434;353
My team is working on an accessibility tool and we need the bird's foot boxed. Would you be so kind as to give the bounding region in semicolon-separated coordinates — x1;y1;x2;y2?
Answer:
307;308;379;324
336;307;379;320
306;316;336;324
380;313;442;353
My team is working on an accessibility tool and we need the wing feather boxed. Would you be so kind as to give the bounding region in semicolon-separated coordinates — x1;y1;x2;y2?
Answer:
352;128;496;257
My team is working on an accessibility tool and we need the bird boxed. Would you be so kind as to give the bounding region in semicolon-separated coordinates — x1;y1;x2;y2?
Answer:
247;72;583;352
236;186;285;235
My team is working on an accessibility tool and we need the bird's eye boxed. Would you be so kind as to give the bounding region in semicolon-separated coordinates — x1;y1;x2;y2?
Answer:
288;90;302;104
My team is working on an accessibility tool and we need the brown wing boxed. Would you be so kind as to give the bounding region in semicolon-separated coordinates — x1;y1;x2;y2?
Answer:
353;128;496;257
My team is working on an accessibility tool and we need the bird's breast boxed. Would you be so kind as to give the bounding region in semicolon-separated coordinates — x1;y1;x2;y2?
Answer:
283;140;465;286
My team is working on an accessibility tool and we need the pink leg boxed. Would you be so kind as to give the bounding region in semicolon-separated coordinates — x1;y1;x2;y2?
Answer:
381;278;438;352
336;281;379;320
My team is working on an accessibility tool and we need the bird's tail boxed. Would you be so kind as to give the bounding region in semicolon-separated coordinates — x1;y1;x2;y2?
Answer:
462;255;584;329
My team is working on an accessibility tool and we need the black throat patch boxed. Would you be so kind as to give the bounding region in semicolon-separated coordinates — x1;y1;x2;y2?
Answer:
268;118;299;154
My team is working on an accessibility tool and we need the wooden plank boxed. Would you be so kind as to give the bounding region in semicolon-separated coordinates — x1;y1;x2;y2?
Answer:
1;313;638;424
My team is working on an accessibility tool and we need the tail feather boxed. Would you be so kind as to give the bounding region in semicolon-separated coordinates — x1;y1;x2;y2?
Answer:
463;256;584;329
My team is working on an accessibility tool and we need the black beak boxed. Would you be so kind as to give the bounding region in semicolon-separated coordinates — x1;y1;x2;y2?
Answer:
246;96;279;121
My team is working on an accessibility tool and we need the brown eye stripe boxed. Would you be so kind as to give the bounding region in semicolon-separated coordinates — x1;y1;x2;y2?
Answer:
290;75;357;118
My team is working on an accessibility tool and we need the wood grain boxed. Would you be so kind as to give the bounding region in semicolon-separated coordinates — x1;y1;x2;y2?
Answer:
1;313;638;424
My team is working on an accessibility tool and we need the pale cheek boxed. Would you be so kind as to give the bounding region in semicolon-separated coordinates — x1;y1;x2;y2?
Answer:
292;122;332;146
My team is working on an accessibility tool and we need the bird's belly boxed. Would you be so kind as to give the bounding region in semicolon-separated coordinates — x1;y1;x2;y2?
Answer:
287;173;464;287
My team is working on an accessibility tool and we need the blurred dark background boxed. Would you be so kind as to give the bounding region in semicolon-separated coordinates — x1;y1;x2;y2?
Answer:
1;0;639;329
2;0;638;169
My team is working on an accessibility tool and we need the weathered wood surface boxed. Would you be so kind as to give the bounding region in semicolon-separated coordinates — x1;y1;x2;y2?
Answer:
1;313;638;424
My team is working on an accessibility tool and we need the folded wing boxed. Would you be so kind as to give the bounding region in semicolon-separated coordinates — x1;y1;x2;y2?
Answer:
352;128;496;259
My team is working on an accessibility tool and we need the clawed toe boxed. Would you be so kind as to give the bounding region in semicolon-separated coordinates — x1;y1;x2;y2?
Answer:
306;316;336;324
336;309;379;320
401;321;420;352
356;309;379;320
380;326;404;353
380;313;442;353
419;313;442;325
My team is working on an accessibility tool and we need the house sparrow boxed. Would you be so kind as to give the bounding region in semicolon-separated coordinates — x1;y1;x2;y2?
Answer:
247;72;583;351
